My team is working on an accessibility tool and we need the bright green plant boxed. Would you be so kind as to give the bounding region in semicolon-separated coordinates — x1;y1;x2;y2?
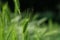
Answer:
0;0;60;40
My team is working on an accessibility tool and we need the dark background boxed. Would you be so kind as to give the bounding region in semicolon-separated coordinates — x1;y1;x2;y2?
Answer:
1;0;60;23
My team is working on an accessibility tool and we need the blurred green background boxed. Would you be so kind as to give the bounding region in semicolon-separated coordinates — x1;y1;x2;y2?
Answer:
0;0;60;40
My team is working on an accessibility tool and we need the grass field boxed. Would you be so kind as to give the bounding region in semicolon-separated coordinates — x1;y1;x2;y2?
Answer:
0;0;60;40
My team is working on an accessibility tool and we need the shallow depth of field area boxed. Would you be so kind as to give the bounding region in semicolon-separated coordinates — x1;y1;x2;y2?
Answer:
0;0;60;40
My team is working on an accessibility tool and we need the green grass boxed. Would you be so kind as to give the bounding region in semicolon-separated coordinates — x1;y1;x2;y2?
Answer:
0;0;60;40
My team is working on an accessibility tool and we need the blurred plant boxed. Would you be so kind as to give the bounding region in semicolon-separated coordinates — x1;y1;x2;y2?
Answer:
0;0;60;40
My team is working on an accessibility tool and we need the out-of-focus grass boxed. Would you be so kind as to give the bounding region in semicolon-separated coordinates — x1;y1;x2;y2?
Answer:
0;0;60;40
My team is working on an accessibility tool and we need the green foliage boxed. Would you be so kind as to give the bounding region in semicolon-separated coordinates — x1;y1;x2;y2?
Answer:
0;0;60;40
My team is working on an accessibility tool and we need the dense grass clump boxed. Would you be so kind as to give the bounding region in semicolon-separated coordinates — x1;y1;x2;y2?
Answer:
0;0;60;40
